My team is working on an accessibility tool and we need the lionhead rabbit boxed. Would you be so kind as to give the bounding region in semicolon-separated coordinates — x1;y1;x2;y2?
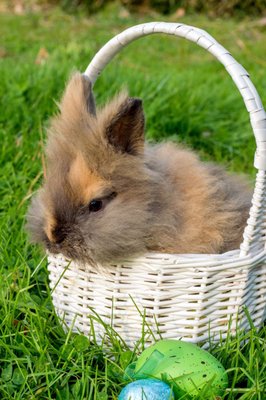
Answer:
27;72;251;265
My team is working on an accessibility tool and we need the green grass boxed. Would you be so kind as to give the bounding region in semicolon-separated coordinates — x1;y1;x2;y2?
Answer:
0;3;266;399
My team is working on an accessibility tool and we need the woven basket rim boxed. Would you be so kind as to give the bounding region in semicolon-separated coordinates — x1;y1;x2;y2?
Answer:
47;244;265;273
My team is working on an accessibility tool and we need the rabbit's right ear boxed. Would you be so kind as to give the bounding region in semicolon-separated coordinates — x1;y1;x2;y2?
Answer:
59;72;96;120
103;95;145;156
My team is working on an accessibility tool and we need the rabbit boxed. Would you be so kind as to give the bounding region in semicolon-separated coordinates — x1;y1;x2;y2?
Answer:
27;72;252;266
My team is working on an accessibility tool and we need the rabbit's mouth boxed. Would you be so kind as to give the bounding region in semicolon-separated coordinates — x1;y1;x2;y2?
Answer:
44;225;78;253
44;231;97;266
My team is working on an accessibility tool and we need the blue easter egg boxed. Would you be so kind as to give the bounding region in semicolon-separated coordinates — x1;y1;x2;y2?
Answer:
118;378;174;400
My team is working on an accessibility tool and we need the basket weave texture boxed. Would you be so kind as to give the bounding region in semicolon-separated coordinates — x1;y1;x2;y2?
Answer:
48;22;266;347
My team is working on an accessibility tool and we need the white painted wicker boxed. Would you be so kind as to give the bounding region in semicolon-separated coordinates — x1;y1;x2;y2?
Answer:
48;22;266;347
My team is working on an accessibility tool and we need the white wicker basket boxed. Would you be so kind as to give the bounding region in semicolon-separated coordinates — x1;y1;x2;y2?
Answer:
48;22;266;347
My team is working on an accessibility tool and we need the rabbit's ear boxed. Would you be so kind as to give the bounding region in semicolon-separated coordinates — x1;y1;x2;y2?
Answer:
105;97;145;156
59;72;96;119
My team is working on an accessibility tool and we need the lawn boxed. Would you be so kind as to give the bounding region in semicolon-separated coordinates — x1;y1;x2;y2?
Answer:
0;2;266;399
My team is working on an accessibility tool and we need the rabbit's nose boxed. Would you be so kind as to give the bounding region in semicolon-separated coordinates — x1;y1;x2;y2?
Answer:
52;225;67;244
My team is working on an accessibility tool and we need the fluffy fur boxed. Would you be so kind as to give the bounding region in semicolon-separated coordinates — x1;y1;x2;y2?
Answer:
27;72;252;265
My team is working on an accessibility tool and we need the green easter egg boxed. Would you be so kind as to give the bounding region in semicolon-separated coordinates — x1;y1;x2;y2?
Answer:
133;340;228;398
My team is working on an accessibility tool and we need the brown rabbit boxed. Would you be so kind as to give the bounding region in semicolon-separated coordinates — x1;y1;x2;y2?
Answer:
27;72;252;265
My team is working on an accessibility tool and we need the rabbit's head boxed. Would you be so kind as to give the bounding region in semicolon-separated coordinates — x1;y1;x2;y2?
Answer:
27;72;160;265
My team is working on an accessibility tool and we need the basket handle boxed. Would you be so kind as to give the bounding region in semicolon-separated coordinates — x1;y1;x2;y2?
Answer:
84;22;266;256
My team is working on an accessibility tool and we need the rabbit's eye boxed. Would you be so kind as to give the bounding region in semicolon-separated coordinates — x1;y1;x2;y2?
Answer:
89;199;103;212
86;192;117;214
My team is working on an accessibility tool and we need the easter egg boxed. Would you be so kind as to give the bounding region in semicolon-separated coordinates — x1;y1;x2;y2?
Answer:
118;378;174;400
128;340;228;398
